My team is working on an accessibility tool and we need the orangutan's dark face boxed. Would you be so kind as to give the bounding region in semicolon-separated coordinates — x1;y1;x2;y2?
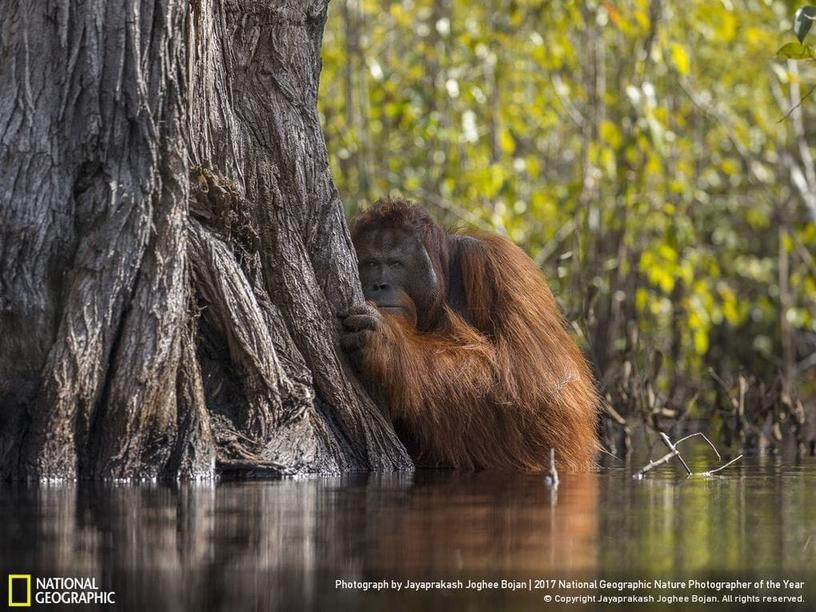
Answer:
354;227;438;328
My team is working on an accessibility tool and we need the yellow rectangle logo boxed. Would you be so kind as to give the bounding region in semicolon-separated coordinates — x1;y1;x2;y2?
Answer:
8;574;31;607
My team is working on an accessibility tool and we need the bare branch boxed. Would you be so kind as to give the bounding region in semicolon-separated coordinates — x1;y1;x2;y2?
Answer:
633;448;680;479
701;455;744;476
635;432;743;479
673;431;722;461
777;83;816;123
660;432;692;475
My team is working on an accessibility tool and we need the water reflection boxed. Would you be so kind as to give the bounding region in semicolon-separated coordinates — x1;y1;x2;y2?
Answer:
600;453;816;576
1;448;814;610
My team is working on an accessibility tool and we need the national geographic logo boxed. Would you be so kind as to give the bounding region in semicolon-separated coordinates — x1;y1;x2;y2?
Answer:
7;575;116;606
7;575;30;607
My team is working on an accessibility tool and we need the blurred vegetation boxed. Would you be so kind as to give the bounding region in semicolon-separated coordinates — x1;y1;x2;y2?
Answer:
319;0;816;453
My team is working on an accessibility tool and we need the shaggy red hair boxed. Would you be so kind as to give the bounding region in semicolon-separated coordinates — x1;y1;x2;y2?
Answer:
351;198;599;471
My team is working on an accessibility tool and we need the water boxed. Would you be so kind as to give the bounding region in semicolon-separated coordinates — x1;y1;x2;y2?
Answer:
1;442;814;610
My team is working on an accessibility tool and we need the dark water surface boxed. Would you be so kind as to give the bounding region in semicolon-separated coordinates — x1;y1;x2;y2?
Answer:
1;443;814;610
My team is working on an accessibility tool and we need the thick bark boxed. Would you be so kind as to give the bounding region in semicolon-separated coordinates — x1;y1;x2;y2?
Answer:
0;0;412;480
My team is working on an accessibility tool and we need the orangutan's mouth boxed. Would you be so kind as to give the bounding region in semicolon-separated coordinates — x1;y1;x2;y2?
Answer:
376;305;405;312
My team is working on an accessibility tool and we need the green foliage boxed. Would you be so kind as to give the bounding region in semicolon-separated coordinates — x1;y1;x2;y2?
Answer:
776;5;816;56
319;0;816;404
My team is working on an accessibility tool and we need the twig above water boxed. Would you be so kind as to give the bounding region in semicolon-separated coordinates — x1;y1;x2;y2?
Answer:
701;455;744;476
660;432;692;475
633;447;680;480
673;432;721;461
545;448;559;489
633;432;742;479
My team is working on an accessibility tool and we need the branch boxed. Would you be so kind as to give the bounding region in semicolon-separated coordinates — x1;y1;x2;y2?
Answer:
777;83;816;123
633;448;680;479
633;431;743;479
701;455;744;476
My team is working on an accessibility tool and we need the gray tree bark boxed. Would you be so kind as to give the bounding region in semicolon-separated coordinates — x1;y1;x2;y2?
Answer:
0;0;412;480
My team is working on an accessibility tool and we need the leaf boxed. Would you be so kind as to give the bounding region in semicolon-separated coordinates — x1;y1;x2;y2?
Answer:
602;2;623;28
600;119;622;148
775;41;814;59
671;43;690;76
794;6;816;43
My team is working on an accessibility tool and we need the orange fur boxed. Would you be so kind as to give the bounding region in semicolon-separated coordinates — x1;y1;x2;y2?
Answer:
352;200;600;471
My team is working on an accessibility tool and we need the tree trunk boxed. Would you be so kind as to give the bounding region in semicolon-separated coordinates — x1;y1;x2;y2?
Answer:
0;0;412;480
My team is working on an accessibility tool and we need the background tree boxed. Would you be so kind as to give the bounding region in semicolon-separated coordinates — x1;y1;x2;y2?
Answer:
0;0;411;480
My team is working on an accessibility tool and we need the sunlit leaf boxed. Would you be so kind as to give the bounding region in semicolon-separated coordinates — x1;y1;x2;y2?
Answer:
775;41;815;59
499;130;516;154
671;43;690;75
